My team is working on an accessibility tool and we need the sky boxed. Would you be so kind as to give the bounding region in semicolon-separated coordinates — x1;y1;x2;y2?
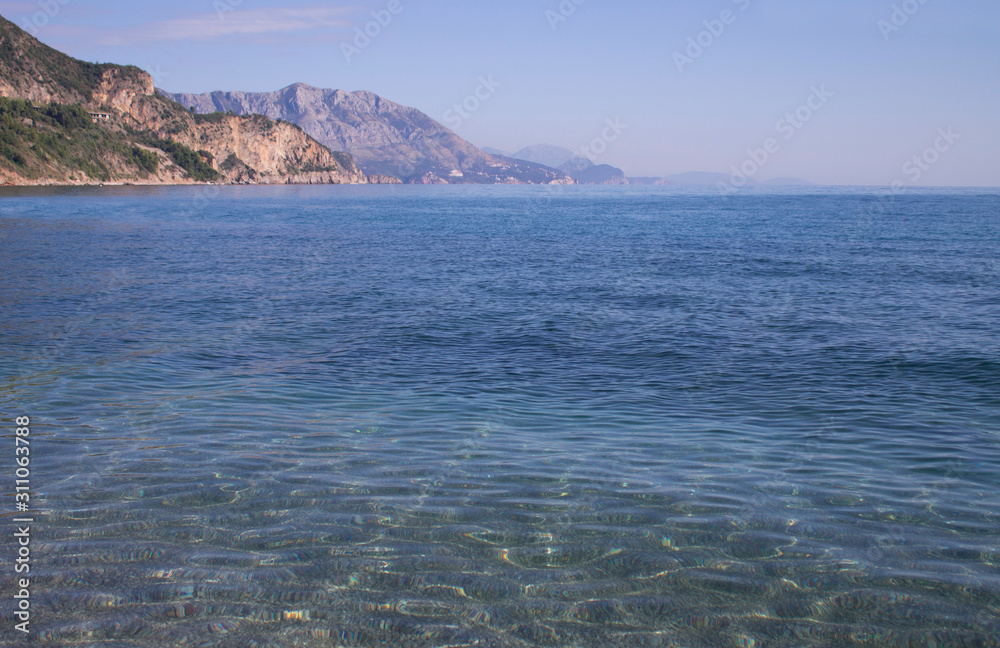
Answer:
2;0;998;186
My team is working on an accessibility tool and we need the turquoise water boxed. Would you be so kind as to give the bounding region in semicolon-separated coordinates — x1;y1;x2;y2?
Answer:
1;185;998;647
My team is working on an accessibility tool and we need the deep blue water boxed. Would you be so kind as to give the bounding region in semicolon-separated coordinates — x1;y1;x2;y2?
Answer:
1;185;999;647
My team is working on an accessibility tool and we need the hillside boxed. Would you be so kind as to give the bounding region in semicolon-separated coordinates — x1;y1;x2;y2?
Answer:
163;84;574;185
0;16;371;186
510;144;629;185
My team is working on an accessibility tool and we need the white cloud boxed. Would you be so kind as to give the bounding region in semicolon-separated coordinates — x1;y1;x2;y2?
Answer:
98;6;355;44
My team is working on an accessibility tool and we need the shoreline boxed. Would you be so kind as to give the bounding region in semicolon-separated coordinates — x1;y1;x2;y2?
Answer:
0;177;402;188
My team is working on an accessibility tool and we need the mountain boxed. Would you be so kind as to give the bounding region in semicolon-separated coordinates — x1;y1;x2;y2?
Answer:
0;15;371;186
480;147;510;157
508;143;628;185
572;165;629;185
512;144;578;169
162;84;574;185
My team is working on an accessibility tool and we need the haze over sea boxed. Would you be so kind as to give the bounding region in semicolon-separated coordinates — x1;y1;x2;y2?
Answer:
1;185;998;647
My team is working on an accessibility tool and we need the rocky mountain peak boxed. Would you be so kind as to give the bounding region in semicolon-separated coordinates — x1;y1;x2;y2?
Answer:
164;85;573;184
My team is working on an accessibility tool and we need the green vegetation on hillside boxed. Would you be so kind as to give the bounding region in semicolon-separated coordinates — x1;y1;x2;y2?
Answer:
220;153;258;181
330;151;357;173
130;146;159;175
0;98;171;181
0;17;146;103
193;111;236;125
43;103;92;130
141;136;220;182
2;98;113;180
0;15;361;185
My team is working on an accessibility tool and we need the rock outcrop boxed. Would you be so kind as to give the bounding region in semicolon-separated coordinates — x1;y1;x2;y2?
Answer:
0;15;369;186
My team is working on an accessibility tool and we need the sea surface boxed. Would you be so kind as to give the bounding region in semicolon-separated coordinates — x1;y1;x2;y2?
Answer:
1;185;998;648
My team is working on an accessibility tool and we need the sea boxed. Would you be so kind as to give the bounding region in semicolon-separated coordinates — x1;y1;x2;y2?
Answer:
0;185;998;648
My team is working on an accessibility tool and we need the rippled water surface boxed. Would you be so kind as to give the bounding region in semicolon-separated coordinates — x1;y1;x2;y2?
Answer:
1;185;999;647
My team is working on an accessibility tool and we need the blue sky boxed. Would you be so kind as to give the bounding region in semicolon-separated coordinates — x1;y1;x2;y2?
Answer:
3;0;998;185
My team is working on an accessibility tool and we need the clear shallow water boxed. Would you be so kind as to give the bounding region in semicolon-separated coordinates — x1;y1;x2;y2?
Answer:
1;185;999;647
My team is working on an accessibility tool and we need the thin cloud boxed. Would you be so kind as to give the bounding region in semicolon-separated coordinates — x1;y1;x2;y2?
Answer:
0;2;44;14
98;6;355;44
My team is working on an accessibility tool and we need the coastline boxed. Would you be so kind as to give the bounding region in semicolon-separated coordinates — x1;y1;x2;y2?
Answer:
0;175;403;187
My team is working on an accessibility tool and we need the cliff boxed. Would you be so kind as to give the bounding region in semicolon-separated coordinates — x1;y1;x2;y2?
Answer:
163;83;574;185
0;16;371;186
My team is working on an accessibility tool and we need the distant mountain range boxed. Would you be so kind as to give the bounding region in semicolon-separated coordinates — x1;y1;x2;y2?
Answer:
484;144;628;185
487;145;813;187
162;85;573;185
1;10;813;189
